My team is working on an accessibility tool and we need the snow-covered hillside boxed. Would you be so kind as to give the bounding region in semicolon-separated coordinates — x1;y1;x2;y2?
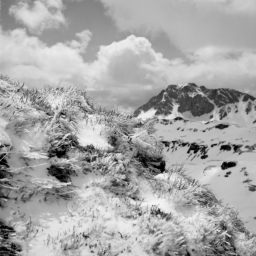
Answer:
154;117;256;233
1;76;256;256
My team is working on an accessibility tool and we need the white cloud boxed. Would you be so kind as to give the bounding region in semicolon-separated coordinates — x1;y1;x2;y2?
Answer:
1;28;256;110
0;27;92;88
87;36;256;109
96;0;256;51
9;0;66;34
67;30;92;53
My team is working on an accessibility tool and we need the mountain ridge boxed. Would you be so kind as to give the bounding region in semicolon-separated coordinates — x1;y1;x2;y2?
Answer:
134;83;256;125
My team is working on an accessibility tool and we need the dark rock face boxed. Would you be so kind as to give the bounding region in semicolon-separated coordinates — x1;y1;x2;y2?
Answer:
178;94;214;117
233;144;243;152
134;83;256;119
220;145;232;151
246;101;252;114
221;161;237;170
248;185;256;192
161;141;171;147
215;124;229;130
187;143;208;156
133;90;174;117
174;117;184;121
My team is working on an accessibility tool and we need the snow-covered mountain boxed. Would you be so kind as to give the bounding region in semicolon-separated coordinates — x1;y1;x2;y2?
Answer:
134;83;256;126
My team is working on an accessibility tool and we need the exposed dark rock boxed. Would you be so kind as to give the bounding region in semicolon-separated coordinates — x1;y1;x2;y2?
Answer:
178;94;214;116
233;144;243;152
187;143;208;158
245;101;252;114
220;145;232;151
215;124;229;130
211;144;217;147
245;145;255;151
243;94;256;102
224;171;232;177
160;119;170;125
181;142;190;147
134;83;256;121
248;185;256;192
221;161;237;170
219;107;228;120
174;117;184;121
243;179;252;183
161;141;171;147
249;184;256;192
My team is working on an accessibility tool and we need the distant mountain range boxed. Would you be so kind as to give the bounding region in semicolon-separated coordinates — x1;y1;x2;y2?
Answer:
134;83;256;125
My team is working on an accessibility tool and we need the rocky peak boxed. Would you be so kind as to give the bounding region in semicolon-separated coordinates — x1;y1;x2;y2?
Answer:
134;83;256;123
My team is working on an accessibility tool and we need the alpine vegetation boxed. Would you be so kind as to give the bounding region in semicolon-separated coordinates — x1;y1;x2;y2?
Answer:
0;75;256;256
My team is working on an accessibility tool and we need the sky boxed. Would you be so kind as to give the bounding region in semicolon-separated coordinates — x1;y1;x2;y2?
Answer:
1;0;256;112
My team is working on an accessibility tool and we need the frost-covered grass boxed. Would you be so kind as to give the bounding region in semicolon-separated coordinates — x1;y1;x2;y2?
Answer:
0;75;256;256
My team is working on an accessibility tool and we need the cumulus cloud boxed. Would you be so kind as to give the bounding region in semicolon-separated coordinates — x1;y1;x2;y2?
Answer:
87;36;256;109
0;26;93;88
66;30;92;53
1;28;256;110
86;35;171;110
9;0;66;34
96;0;256;51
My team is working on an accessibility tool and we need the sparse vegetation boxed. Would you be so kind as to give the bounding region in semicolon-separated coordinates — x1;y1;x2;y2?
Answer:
0;75;256;256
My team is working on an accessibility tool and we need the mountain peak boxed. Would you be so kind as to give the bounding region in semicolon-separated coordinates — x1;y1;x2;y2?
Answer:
134;84;256;125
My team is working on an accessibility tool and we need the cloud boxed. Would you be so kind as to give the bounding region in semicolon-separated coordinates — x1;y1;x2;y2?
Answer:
1;27;256;110
9;0;66;34
87;36;256;109
96;0;256;51
191;0;256;14
66;30;92;53
0;26;92;88
86;35;170;110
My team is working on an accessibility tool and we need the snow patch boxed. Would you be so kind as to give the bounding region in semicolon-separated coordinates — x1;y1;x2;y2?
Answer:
136;108;157;120
76;116;112;150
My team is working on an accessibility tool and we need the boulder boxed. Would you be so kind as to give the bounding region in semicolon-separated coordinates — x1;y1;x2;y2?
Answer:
215;124;229;130
220;145;232;151
221;161;237;170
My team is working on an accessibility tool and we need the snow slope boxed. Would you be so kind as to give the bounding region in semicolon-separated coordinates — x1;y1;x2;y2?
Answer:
1;76;256;256
154;118;256;232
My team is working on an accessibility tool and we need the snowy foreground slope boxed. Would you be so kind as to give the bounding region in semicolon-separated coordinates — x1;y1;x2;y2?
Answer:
1;76;256;256
154;118;256;233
